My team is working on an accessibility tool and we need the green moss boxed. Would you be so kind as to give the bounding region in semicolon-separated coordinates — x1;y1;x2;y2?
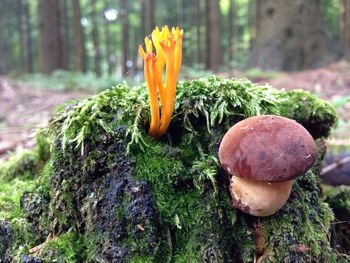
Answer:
323;186;350;259
279;89;338;138
323;186;350;212
0;134;50;180
0;138;50;220
39;232;85;262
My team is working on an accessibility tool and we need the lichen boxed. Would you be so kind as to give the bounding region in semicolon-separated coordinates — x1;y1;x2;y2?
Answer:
0;77;343;262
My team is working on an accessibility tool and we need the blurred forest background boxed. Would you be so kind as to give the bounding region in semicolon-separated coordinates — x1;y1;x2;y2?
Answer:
0;0;349;80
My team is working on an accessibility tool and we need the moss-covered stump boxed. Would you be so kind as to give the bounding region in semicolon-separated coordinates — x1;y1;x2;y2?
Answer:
0;76;348;262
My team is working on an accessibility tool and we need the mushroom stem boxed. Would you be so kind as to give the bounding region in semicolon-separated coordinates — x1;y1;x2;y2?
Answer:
230;176;293;217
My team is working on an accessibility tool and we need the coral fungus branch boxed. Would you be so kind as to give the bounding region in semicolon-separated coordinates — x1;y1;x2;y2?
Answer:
139;26;183;138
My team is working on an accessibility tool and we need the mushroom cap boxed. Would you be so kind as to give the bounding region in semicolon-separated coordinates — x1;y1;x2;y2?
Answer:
230;176;293;217
219;115;317;182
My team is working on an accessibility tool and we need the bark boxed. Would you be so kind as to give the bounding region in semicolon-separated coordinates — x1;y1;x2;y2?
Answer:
205;0;222;72
72;0;86;72
103;0;113;75
38;0;64;74
248;0;341;71
90;0;101;76
18;0;33;73
120;0;128;76
340;0;350;53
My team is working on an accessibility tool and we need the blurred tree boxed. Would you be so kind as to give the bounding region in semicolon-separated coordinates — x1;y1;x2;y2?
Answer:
72;0;86;72
60;0;70;69
194;0;201;64
205;0;222;72
38;0;65;74
18;0;33;73
120;0;129;76
103;0;113;75
90;0;102;76
248;0;341;71
140;0;155;38
228;0;235;64
340;0;350;54
0;2;10;74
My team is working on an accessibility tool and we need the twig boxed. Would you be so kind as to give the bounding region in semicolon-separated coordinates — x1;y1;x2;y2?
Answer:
29;233;57;254
321;156;350;175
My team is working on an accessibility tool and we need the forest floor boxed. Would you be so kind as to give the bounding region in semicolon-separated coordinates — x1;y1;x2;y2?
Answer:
0;77;91;160
1;61;350;182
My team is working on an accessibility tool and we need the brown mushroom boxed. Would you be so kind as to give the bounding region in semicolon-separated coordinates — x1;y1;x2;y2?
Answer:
219;115;317;216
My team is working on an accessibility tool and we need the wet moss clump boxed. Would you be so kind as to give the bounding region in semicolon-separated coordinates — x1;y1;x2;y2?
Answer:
0;76;344;262
324;186;350;259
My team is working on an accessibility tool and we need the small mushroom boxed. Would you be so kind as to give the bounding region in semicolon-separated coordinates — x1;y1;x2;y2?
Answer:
219;115;317;216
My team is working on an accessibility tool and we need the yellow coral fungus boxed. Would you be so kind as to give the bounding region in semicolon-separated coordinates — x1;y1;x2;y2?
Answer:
139;26;183;138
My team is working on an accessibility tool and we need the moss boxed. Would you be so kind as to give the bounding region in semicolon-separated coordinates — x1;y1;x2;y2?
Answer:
323;186;350;212
279;89;338;138
323;186;350;258
0;77;341;262
39;232;85;262
0;134;50;180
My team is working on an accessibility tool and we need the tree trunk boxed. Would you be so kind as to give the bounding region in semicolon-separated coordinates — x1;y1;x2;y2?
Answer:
248;0;341;71
38;0;64;74
247;0;255;48
205;0;222;72
60;0;70;70
194;0;201;65
141;0;155;36
141;0;146;37
72;0;86;72
228;0;235;64
0;1;11;74
103;0;113;75
149;0;155;33
90;0;101;76
120;0;128;77
340;0;350;54
19;0;33;73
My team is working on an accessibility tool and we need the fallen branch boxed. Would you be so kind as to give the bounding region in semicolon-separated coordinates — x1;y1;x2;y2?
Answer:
321;156;350;175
